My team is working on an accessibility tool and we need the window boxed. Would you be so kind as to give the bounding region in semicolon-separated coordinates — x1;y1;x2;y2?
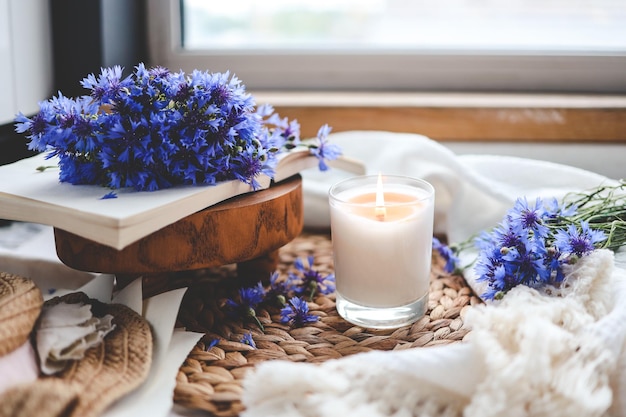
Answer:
147;0;626;92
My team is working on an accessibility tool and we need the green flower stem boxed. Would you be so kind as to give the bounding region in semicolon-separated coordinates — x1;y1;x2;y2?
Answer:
248;308;265;332
36;165;58;172
560;180;626;251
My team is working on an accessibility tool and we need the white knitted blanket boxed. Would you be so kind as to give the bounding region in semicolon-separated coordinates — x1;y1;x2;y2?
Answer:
242;131;626;417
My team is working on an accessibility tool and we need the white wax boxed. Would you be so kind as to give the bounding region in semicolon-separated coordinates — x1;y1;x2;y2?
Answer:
330;184;433;308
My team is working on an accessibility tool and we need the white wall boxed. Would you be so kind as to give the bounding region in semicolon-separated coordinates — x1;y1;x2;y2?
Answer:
0;0;52;124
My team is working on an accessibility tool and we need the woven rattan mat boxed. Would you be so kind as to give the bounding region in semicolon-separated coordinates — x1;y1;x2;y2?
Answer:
162;231;481;417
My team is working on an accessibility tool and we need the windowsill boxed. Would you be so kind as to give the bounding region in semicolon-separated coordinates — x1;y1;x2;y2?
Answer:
252;91;626;143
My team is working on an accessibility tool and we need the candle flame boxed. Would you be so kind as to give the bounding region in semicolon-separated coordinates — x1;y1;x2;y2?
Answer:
375;172;386;221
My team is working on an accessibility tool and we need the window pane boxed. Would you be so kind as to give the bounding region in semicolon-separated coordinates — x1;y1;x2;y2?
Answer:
182;0;626;52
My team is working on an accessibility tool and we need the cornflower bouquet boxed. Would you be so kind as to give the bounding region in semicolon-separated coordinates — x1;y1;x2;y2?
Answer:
434;181;626;300
14;64;340;191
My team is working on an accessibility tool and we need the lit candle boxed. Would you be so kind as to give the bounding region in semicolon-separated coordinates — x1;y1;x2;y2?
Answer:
329;174;434;328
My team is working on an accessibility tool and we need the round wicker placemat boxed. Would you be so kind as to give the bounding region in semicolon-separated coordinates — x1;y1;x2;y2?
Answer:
169;231;481;417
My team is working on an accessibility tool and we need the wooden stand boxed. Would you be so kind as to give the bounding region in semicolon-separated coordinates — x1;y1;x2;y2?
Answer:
53;175;304;283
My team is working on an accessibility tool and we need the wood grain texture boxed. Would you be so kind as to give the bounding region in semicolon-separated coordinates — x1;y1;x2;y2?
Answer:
54;175;304;274
253;92;626;143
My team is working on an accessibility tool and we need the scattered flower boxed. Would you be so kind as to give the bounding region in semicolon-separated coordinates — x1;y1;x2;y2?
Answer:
432;237;460;273
240;332;257;349
225;282;267;330
288;255;335;301
280;297;319;328
100;191;118;199
204;338;219;350
218;255;334;334
264;271;290;307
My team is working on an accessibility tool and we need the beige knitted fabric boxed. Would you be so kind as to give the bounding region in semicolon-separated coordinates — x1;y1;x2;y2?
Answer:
0;272;43;357
0;379;80;417
0;292;153;417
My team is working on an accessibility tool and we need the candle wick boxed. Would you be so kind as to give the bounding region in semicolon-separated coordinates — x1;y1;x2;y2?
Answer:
375;206;386;221
375;173;386;221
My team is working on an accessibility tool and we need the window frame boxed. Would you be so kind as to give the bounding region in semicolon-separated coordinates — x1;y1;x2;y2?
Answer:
147;0;626;93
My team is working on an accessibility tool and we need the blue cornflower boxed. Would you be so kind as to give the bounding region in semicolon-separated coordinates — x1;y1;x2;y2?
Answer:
289;256;335;300
509;197;550;238
264;272;290;307
432;237;460;273
280;297;319;328
228;146;276;190
475;241;543;301
264;112;301;149
491;219;523;248
500;238;550;286
554;221;606;259
240;332;257;349
57;154;100;185
205;338;219;350
475;242;507;299
80;65;131;103
225;282;267;330
474;208;552;300
14;112;39;136
309;124;341;171
100;191;118;199
255;103;274;118
543;197;578;220
544;246;566;284
282;120;300;143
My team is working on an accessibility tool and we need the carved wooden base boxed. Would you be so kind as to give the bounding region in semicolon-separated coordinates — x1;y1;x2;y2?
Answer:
53;175;304;280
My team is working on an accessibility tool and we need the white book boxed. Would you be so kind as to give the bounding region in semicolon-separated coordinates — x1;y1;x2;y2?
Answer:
0;150;363;250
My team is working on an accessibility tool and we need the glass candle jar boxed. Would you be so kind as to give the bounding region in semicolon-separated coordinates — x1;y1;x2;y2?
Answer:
329;174;435;329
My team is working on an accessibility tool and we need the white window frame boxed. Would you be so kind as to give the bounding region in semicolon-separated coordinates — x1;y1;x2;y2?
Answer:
147;0;626;93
